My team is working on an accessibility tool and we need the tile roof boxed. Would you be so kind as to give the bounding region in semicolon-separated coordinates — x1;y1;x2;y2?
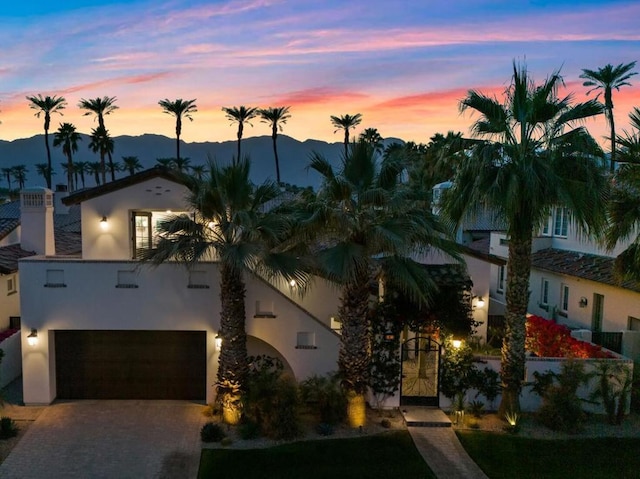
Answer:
0;218;19;241
531;248;640;293
0;244;35;274
461;236;506;266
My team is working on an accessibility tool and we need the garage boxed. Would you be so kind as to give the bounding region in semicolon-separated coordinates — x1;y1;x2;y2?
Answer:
55;330;207;400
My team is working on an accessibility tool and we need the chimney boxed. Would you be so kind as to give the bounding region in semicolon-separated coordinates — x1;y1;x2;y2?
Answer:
54;184;70;215
20;188;55;256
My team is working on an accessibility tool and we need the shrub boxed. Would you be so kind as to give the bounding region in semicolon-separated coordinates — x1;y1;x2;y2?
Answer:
440;338;482;403
238;420;261;440
590;361;633;425
315;422;335;436
535;361;590;433
220;437;233;447
380;418;391;429
300;373;346;425
474;368;500;409
468;400;485;418
244;356;302;440
0;417;18;440
200;422;225;443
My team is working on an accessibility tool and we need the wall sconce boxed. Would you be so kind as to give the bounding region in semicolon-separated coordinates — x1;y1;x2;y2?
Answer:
100;216;109;231
475;296;485;308
215;334;222;351
451;339;462;349
579;297;588;308
27;328;38;347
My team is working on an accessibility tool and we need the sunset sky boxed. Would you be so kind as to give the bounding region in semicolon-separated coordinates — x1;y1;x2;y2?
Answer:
1;0;639;146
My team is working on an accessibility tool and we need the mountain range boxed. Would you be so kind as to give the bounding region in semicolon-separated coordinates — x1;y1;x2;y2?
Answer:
0;134;402;189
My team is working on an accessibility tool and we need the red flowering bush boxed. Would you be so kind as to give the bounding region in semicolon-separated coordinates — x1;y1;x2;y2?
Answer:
0;328;19;343
525;315;614;359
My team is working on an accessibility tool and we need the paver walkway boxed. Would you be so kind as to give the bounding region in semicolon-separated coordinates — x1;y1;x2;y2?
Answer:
0;400;208;479
401;407;488;479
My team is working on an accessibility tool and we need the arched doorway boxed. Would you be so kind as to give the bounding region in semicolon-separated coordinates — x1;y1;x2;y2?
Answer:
400;336;441;406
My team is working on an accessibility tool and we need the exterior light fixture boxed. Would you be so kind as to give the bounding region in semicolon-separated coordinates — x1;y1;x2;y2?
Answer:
215;334;222;351
476;297;485;308
384;330;396;342
579;297;588;308
27;328;38;347
452;339;462;349
100;216;109;231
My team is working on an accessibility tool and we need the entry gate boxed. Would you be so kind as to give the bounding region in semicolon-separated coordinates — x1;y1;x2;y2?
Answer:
400;336;441;406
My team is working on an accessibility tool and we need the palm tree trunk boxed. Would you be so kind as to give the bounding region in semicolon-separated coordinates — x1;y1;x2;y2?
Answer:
338;275;371;427
609;108;616;174
44;130;52;189
236;124;243;165
217;263;249;424
66;152;74;191
498;232;533;416
100;153;107;185
108;151;116;182
272;130;281;184
343;129;349;158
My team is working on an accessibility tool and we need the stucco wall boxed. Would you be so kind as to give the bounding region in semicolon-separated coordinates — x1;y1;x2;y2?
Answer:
0;332;21;389
0;272;20;329
19;258;340;404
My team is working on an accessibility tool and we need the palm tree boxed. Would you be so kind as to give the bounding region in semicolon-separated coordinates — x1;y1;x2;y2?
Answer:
158;98;197;162
580;62;637;173
74;161;89;189
295;140;460;427
89;126;114;184
145;158;307;424
26;94;67;189
87;162;102;186
259;106;291;184
1;167;12;190
359;127;383;153
191;164;207;180
441;63;608;415
330;113;362;158
122;156;143;176
172;157;192;173
11;165;28;190
607;107;640;280
53;122;82;191
156;158;175;168
78;96;118;178
35;163;54;187
222;106;258;164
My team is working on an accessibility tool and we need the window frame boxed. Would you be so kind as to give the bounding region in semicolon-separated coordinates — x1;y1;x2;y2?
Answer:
497;265;506;294
540;278;550;308
560;283;569;313
553;207;569;238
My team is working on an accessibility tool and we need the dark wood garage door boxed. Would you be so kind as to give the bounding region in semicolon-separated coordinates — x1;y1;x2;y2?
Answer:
55;330;206;400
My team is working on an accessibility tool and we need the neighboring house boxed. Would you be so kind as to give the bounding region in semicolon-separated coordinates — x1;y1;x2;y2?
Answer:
18;169;342;405
482;207;640;362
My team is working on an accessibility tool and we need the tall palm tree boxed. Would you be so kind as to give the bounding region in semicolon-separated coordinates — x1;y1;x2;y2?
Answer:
11;165;28;190
53;122;82;191
145;158;308;423
78;96;118;179
607;107;640;280
295;140;460;427
191;164;207;180
156;158;175;168
122;156;143;176
1;167;12;190
158;98;197;162
172;157;191;173
259;106;291;184
441;63;608;415
26;94;67;189
89;126;114;184
74;161;89;189
581;62;637;173
222;106;258;164
330;113;362;158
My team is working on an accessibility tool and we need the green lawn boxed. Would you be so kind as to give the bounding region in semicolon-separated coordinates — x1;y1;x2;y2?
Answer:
198;431;435;479
457;430;640;479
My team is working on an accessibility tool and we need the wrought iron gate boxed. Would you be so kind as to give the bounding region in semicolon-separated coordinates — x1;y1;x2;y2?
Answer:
400;336;441;406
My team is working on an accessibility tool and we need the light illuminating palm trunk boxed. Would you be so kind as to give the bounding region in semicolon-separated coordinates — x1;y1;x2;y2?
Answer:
217;263;249;425
500;234;532;415
338;273;371;428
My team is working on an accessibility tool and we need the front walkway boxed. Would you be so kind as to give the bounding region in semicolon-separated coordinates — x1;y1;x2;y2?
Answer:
402;407;489;479
0;400;208;479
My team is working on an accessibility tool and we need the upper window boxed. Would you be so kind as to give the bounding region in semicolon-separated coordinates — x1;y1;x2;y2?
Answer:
7;274;17;295
553;208;569;237
131;210;190;259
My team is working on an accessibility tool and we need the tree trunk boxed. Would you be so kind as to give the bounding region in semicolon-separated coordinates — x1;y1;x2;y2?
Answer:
498;232;533;416
66;152;74;191
217;263;248;424
338;275;371;427
343;129;349;158
608;107;616;174
100;153;107;185
108;151;116;182
44;130;52;189
272;130;281;185
236;123;243;165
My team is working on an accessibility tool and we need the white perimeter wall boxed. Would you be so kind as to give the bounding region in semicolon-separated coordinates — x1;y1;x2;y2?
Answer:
19;258;340;405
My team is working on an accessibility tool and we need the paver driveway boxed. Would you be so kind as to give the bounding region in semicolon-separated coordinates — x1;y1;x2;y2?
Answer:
0;400;208;479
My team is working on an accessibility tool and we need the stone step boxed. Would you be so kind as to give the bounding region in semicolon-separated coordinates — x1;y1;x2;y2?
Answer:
401;406;452;427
